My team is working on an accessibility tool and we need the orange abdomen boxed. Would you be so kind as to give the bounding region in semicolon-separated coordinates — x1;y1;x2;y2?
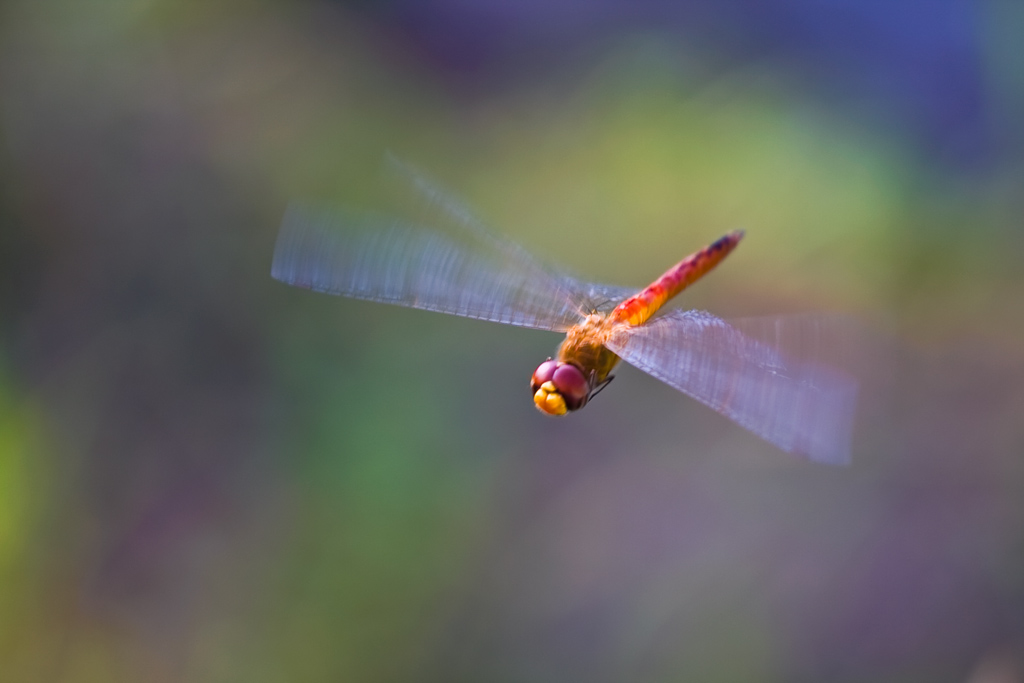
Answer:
611;230;744;327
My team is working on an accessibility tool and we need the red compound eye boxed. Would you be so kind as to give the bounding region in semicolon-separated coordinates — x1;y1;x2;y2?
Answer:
552;363;589;410
531;360;559;391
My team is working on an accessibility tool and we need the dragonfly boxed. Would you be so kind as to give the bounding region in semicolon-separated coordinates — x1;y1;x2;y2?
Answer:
271;162;859;465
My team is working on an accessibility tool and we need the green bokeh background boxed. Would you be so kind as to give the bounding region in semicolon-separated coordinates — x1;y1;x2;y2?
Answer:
2;1;1023;681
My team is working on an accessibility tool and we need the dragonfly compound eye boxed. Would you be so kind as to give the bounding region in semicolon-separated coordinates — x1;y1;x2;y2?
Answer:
552;363;589;410
530;360;559;393
532;361;590;415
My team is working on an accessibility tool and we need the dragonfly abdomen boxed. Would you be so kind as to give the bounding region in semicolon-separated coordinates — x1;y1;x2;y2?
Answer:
612;230;745;327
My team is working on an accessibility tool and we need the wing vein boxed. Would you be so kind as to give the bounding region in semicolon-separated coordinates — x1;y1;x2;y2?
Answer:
607;310;858;464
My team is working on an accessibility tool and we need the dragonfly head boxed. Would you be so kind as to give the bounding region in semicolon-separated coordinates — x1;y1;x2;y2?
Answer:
531;360;590;416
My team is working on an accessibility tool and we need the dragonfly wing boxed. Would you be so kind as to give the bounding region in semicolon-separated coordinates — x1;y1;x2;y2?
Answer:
579;282;639;314
387;157;640;313
605;310;858;464
272;204;597;331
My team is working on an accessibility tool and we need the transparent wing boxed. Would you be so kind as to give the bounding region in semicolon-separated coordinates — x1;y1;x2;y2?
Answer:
273;158;637;330
606;310;859;464
272;204;613;331
385;156;636;315
580;282;639;314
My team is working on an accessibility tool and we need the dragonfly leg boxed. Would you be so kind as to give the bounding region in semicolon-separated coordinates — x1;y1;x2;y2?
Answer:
587;375;615;403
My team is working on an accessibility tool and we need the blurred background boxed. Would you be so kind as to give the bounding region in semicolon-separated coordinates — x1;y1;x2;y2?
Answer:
2;0;1024;681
